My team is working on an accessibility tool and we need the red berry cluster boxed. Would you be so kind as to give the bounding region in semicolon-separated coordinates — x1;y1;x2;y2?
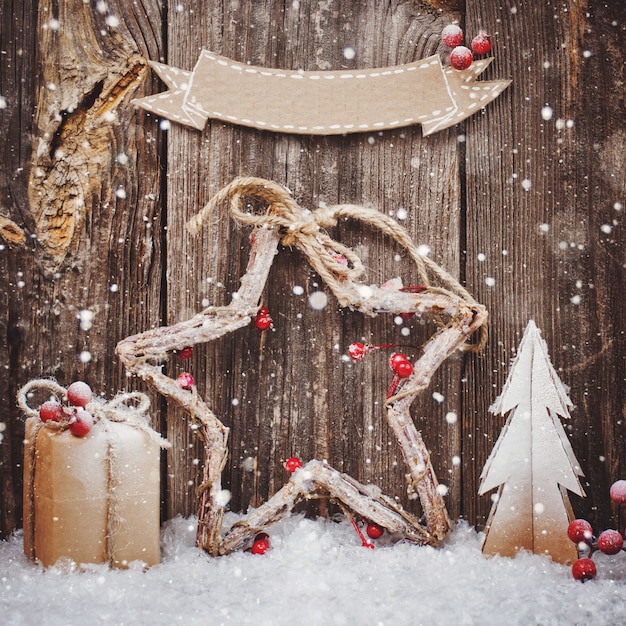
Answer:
568;480;626;581
348;342;414;398
38;381;94;437
387;353;414;398
441;24;492;71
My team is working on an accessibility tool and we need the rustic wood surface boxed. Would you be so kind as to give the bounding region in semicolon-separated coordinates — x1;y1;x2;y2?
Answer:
1;0;624;539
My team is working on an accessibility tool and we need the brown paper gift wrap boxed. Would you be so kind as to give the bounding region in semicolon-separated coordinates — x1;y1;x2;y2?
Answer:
23;417;161;568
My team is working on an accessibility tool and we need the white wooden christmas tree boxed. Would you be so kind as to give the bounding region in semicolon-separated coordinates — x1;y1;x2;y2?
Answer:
478;320;585;564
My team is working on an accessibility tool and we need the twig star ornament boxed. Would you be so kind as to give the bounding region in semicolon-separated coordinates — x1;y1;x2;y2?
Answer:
479;320;585;564
117;177;488;555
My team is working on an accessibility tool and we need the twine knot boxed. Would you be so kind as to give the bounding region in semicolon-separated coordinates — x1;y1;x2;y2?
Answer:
17;379;169;448
186;177;487;348
186;177;366;301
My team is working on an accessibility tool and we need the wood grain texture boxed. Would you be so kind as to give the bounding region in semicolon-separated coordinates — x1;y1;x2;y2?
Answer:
0;0;166;536
2;0;624;540
464;0;626;530
163;0;464;522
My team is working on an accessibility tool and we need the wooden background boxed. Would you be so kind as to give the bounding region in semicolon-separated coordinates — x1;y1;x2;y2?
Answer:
1;0;624;539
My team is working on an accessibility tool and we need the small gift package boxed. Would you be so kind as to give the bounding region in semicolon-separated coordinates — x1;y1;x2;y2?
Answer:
18;379;169;568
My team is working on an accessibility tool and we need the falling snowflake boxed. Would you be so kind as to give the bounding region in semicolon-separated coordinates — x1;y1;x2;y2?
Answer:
343;46;356;60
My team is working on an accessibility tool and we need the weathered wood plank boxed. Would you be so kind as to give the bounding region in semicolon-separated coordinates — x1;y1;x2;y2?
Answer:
4;0;623;542
0;0;41;539
0;0;165;536
465;0;626;530
163;1;464;522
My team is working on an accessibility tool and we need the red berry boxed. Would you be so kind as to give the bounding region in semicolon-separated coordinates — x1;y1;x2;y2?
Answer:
395;360;413;378
284;457;303;473
442;24;463;48
349;342;367;361
176;372;194;390
450;46;473;70
68;408;93;437
251;538;270;555
66;381;92;407
254;307;272;331
366;523;384;539
610;480;626;504
254;315;272;331
471;32;492;55
39;400;64;423
389;352;407;370
572;558;597;582
597;529;624;555
177;346;193;360
389;353;413;378
567;519;594;544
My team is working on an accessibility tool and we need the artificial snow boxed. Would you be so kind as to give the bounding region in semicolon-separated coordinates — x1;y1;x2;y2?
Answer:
2;515;625;625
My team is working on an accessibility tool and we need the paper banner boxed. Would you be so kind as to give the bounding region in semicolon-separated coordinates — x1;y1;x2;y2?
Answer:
132;50;510;136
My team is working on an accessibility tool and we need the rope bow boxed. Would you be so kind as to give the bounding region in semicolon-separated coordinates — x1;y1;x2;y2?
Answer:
187;177;479;310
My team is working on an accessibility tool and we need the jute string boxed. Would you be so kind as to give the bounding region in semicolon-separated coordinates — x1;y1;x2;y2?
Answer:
18;379;168;564
187;177;483;326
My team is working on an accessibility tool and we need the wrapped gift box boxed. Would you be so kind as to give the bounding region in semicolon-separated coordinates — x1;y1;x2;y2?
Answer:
23;416;162;568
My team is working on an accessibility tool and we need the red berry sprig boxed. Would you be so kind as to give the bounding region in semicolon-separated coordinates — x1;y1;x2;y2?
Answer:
39;400;64;423
37;381;94;437
597;529;624;555
68;408;94;437
349;516;375;549
347;342;407;362
441;24;494;71
572;558;597;582
610;479;626;504
348;342;368;361
348;342;414;399
389;353;414;378
567;518;593;544
254;306;272;331
567;504;626;581
387;353;414;398
67;381;93;407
